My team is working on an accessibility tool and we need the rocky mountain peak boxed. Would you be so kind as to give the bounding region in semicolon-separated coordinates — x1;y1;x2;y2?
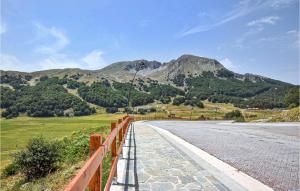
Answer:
175;54;224;68
124;60;161;72
146;54;225;81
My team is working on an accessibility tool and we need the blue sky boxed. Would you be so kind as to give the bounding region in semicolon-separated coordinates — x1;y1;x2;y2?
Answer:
1;0;299;84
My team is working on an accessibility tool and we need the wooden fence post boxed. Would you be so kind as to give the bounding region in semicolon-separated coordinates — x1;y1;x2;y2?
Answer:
123;122;126;139
111;122;117;177
118;119;123;154
88;134;102;191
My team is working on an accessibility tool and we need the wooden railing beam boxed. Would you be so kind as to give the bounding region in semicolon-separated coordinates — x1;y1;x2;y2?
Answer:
88;134;103;191
111;122;117;178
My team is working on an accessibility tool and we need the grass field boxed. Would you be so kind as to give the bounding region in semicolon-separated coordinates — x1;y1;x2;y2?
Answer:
0;113;124;169
0;102;287;169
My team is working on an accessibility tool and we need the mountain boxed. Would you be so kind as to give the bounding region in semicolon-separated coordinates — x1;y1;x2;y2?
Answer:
1;54;298;118
0;54;280;85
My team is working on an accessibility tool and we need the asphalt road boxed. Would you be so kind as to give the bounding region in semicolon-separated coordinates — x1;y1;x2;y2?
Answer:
145;120;300;191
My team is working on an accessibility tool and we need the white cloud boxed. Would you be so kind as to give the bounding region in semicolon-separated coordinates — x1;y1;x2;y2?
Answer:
220;58;237;70
37;50;107;70
0;54;33;71
247;16;280;27
2;49;107;71
234;26;264;48
1;21;107;71
270;0;298;8
255;29;299;48
38;54;81;70
0;54;21;71
34;22;69;54
177;0;296;37
0;22;7;35
81;50;107;70
234;15;280;48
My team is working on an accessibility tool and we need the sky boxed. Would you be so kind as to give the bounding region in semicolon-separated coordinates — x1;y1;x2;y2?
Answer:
0;0;299;84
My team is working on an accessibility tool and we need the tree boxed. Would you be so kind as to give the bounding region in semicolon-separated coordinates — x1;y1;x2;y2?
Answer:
106;107;118;113
173;96;185;105
285;87;299;108
224;110;245;122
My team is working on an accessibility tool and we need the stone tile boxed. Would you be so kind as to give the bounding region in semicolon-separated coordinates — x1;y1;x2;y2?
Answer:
151;182;174;191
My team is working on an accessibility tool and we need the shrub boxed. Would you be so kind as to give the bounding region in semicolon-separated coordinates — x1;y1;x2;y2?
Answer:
224;110;245;122
183;98;204;108
106;107;118;113
124;107;133;114
60;131;90;163
160;97;171;104
184;100;192;106
198;115;206;120
235;117;245;122
66;80;82;89
149;107;157;112
39;76;49;81
2;107;19;119
173;96;186;105
14;137;60;180
285;87;299;107
197;101;204;108
1;162;19;177
138;108;147;115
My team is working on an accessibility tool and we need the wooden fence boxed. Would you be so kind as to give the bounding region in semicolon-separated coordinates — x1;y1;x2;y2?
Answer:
64;115;132;191
64;115;196;191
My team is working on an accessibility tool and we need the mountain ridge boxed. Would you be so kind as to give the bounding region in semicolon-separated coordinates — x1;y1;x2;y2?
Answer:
0;54;292;85
1;54;298;119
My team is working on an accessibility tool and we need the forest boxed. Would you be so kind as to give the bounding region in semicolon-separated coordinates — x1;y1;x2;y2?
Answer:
1;77;95;118
181;72;297;109
0;72;298;118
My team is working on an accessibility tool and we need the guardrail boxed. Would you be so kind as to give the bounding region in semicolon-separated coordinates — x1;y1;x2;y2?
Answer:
64;115;133;191
134;115;194;121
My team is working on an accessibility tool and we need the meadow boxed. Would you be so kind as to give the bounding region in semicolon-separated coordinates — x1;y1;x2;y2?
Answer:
1;113;124;169
0;101;287;168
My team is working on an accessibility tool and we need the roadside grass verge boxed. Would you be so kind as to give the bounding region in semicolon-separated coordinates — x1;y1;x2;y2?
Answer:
1;114;122;190
1;113;123;169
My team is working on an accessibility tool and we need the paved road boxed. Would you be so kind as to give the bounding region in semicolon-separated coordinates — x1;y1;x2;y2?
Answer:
145;121;300;191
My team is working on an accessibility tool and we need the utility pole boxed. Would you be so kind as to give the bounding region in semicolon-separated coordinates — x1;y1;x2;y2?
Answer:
127;61;145;115
190;107;193;120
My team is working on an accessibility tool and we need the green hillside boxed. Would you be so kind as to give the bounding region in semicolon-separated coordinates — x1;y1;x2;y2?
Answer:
1;54;299;119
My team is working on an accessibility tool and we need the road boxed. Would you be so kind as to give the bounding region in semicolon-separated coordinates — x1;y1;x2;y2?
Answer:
145;120;300;191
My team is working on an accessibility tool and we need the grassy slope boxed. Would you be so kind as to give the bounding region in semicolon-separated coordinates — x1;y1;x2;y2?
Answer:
142;101;282;121
270;107;300;122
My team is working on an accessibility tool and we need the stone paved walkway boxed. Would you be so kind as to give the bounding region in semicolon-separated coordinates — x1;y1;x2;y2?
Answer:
110;122;234;191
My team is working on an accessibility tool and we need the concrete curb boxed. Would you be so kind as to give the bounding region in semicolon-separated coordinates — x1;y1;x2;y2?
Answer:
145;123;274;191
